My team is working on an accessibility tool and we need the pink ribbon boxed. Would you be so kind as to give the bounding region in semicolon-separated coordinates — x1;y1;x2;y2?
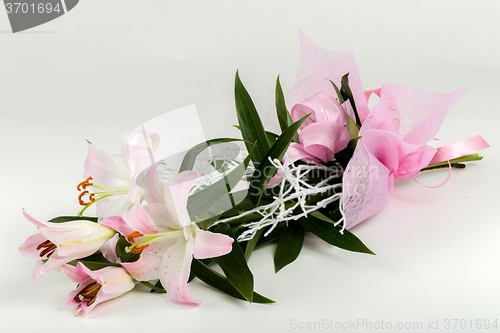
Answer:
430;135;489;164
399;135;489;188
399;161;452;189
364;88;381;101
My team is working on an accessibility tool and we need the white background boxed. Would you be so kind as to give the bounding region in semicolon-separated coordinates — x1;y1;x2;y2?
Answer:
1;1;499;332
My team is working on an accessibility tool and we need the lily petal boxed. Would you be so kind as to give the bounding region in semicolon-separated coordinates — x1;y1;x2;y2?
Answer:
19;233;47;260
193;224;233;259
121;251;163;281
143;203;183;230
121;130;156;176
64;277;94;307
84;143;131;189
100;216;135;237
143;162;166;205
159;237;200;305
122;202;160;235
98;268;136;294
38;252;78;276
163;171;199;228
95;196;134;223
100;233;119;263
39;225;115;257
22;210;49;228
61;264;85;284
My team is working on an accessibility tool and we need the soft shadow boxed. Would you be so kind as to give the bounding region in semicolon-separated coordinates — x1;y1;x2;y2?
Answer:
0;30;57;34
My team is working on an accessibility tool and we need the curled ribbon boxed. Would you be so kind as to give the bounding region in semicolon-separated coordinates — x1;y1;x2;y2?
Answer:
400;135;489;188
430;135;490;165
400;161;452;189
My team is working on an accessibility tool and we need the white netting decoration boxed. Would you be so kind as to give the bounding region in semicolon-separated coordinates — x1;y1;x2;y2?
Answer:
212;157;346;242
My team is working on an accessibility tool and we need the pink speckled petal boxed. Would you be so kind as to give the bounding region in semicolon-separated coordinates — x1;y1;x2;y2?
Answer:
121;252;162;281
100;233;119;263
159;237;200;305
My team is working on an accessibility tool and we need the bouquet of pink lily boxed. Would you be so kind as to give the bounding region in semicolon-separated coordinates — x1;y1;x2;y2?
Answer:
20;32;489;316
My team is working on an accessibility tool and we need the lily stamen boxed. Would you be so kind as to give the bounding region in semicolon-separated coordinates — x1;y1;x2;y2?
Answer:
78;191;95;206
130;244;149;254
126;231;144;244
124;229;186;253
76;176;130;211
74;281;102;306
77;177;93;191
36;240;57;258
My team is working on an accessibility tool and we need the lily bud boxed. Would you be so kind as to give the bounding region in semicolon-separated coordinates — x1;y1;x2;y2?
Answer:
19;210;116;279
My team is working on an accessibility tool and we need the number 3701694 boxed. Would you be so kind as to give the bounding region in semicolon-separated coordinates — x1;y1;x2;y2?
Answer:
5;2;62;14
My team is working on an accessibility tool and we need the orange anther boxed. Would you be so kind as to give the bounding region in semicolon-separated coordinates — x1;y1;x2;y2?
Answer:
126;231;144;244
77;177;93;191
130;244;149;254
89;193;96;202
78;191;90;206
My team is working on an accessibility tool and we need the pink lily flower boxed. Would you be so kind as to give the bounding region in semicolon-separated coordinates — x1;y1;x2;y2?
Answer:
102;168;234;305
61;262;135;316
77;130;160;220
19;210;116;279
342;84;468;228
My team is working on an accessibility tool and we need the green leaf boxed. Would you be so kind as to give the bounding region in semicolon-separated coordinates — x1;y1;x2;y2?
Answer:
329;80;345;104
254;224;284;248
234;70;271;164
66;261;121;270
275;76;299;143
340;73;362;127
187;148;254;222
179;138;242;172
249;115;309;206
333;136;360;169
234;125;279;144
197;213;223;230
346;115;360;140
116;236;141;263
266;131;279;144
191;259;274;303
299;211;375;255
212;223;254;303
66;252;119;271
140;281;166;293
48;216;97;223
422;153;483;170
244;228;264;261
274;222;306;273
